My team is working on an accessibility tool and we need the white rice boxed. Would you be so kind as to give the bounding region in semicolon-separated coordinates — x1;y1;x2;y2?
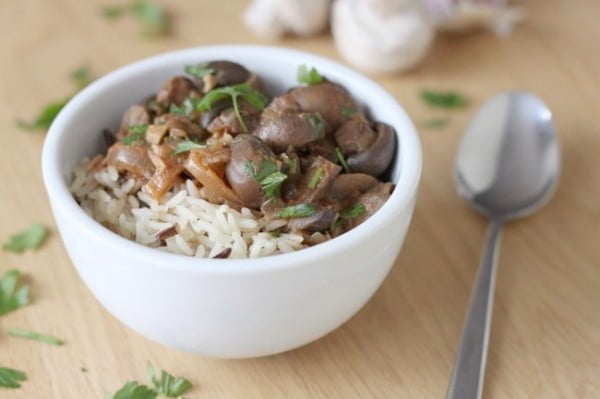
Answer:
69;160;306;258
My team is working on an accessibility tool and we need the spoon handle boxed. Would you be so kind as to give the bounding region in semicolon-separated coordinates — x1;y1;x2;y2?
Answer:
445;219;503;399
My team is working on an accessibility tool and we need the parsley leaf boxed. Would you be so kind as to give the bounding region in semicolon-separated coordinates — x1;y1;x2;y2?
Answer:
70;64;93;90
147;362;192;397
2;223;48;253
0;367;27;389
279;204;317;219
422;117;449;129
340;203;366;219
308;167;324;189
420;90;466;109
7;328;64;346
184;63;214;78
107;381;157;399
0;270;29;317
172;139;206;155
131;1;170;38
123;124;148;145
297;65;324;85
341;106;356;120
306;112;325;137
335;147;350;173
169;98;199;117
198;83;267;133
16;99;69;132
246;159;287;201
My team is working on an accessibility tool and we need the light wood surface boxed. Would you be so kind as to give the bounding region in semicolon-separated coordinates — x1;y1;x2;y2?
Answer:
1;0;599;397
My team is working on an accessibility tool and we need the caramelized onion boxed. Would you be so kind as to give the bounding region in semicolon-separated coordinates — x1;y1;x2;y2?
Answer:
143;151;184;200
105;143;154;180
184;151;242;206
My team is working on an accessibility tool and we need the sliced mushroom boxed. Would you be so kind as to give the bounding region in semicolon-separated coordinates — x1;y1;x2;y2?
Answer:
339;182;393;233
154;114;209;142
254;111;325;153
294;156;341;204
145;124;169;145
118;105;150;139
106;143;155;180
346;122;396;176
156;76;195;106
334;115;377;156
287;207;335;233
225;134;277;209
326;173;379;205
207;102;262;135
200;61;250;91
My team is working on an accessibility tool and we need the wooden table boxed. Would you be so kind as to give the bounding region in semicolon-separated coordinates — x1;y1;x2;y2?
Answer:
1;0;598;397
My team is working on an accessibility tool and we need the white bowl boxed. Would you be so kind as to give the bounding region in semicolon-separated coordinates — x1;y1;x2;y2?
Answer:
42;45;422;358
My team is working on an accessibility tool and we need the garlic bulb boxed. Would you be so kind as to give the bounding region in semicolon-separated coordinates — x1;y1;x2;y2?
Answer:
332;0;435;75
243;0;331;39
422;0;525;36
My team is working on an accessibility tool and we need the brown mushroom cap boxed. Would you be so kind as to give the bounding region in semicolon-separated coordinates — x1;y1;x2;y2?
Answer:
327;173;379;205
287;207;335;233
334;115;377;156
208;61;251;87
346;122;396;176
156;76;195;106
225;134;276;209
254;110;325;153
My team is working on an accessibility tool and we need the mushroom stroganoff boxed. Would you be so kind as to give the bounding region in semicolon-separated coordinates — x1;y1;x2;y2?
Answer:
70;62;397;259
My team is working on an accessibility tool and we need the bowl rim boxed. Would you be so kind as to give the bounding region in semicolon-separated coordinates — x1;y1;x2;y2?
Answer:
42;44;422;275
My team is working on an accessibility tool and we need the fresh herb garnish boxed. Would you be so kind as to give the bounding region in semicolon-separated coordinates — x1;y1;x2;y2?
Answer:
341;106;356;120
285;158;298;174
279;204;317;219
0;367;27;389
297;65;324;85
16;99;69;132
308;167;324;189
70;64;93;90
198;83;267;133
7;328;64;346
131;1;170;38
172;139;206;155
123;124;148;145
2;223;47;253
80;367;88;373
0;270;29;317
184;63;214;78
423;117;449;129
245;159;287;201
147;362;192;397
306;112;325;137
101;5;125;19
420;90;466;109
332;203;366;229
335;147;350;173
107;381;157;399
169;98;199;117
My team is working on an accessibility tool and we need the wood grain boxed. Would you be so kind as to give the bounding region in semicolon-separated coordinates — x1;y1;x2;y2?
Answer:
0;0;598;397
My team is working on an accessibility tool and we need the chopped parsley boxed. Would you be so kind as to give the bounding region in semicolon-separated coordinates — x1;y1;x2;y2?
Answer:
333;203;366;229
2;223;48;253
335;147;350;173
169;98;199;117
107;381;157;399
422;117;449;129
279;204;316;219
341;106;356;120
172;139;206;155
0;367;27;389
198;83;268;133
306;112;325;137
285;158;298;174
246;159;287;201
297;65;324;85
16;99;69;132
420;90;466;109
308;167;324;189
123;124;148;145
7;328;64;346
184;63;214;78
0;270;29;317
147;362;192;397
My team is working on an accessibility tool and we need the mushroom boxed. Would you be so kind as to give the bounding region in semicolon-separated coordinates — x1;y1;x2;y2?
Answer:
207;102;262;136
254;111;325;153
156;76;195;106
327;173;379;205
335;121;396;176
243;0;331;39
225;134;277;209
338;182;394;233
293;156;341;204
287;207;335;233
193;61;251;93
185;150;242;206
118;105;150;139
331;0;435;75
105;143;155;180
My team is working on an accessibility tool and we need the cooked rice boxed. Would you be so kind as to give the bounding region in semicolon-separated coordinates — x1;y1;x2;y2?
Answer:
70;159;306;258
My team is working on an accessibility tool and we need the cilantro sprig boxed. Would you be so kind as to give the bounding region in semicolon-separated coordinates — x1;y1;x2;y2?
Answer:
107;381;156;399
172;139;206;155
147;362;192;397
297;65;324;85
0;270;29;317
279;204;317;219
17;99;69;132
245;159;287;201
198;83;267;133
0;367;27;389
169;98;200;117
7;328;64;346
2;223;48;253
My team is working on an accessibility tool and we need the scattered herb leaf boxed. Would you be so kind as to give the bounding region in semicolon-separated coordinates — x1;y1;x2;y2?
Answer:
16;99;69;132
420;90;466;109
335;147;350;173
297;65;324;85
123;124;148;145
70;65;93;90
246;159;287;200
423;117;449;129
0;367;27;389
308;167;324;189
2;223;48;253
184;63;214;78
340;203;366;219
306;112;325;137
198;83;267;133
7;328;64;346
107;381;157;399
131;1;170;38
147;362;192;397
169;98;199;117
279;204;316;219
341;106;356;120
101;5;126;19
80;367;88;373
172;139;206;155
0;270;29;317
285;158;298;174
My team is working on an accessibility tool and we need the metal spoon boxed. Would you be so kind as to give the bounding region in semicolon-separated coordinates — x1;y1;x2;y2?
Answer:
446;91;560;399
